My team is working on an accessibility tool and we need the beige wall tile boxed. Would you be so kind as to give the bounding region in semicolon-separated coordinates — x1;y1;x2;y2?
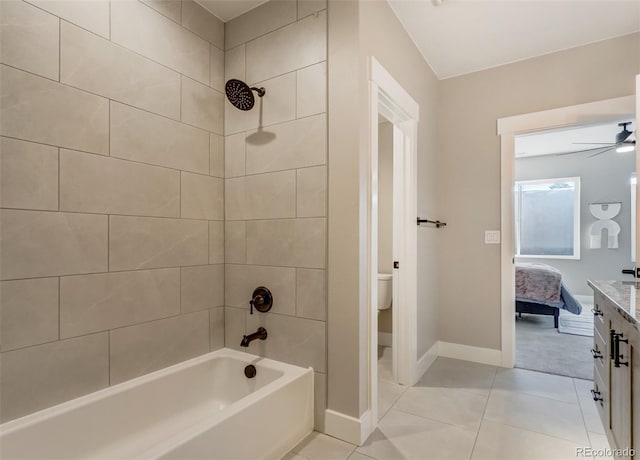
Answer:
298;0;327;19
209;221;225;264
225;264;295;316
314;371;326;431
296;268;326;320
225;72;296;135
0;278;58;352
61;22;181;120
60;269;180;338
182;76;224;134
225;133;246;178
225;170;296;220
26;0;109;38
1;1;59;80
1;65;109;155
225;0;297;50
111;0;209;85
109;311;209;384
210;133;224;178
245;114;326;174
225;221;246;264
225;45;245;81
182;0;224;49
0;137;58;211
109;216;208;271
141;0;181;23
110;102;209;175
246;11;326;83
257;72;296;127
210;45;225;93
1;210;107;280
224;306;246;351
181;172;223;220
246;218;326;268
210;306;224;351
246;313;325;372
0;333;108;422
297;62;326;117
60;150;180;218
297;166;326;217
181;264;224;313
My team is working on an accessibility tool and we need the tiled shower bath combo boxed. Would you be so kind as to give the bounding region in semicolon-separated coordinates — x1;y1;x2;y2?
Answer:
0;1;327;455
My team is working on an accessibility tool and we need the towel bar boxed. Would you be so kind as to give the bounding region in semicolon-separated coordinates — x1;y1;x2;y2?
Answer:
417;217;446;228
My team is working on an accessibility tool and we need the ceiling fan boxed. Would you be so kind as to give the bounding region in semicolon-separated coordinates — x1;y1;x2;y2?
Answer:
572;121;636;157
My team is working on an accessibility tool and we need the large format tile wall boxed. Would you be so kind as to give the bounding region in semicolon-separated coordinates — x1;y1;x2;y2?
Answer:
222;0;328;430
0;0;225;422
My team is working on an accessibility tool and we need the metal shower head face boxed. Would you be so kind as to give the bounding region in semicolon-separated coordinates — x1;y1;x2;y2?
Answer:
225;79;265;111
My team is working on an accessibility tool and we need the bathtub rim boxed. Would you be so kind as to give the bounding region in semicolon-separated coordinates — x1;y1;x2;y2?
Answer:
0;347;313;438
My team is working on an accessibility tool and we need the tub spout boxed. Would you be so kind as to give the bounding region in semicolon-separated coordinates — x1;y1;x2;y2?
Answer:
240;327;268;347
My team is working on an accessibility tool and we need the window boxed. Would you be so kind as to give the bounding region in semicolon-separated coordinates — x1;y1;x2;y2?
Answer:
515;177;581;259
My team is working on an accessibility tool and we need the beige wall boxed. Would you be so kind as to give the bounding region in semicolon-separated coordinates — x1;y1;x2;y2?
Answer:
438;33;640;350
359;1;441;360
327;0;441;419
0;0;225;422
222;0;328;431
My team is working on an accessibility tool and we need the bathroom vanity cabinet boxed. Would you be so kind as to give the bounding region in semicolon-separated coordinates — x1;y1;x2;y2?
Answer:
588;280;639;459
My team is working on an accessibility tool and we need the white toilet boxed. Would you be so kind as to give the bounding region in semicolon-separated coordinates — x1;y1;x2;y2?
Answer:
377;273;392;311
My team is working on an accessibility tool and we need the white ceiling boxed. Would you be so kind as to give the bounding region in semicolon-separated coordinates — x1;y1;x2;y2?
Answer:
515;120;636;158
196;0;268;22
387;0;640;79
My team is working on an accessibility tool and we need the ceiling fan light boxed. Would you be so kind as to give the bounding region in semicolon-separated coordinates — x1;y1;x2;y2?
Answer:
617;145;635;153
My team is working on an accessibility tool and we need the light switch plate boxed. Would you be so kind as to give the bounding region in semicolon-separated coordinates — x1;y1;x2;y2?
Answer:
485;230;500;244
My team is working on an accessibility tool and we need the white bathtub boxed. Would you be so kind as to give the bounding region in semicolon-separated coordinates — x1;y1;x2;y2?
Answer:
0;348;314;460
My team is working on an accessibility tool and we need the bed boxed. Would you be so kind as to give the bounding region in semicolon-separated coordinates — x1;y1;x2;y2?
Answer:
515;263;582;328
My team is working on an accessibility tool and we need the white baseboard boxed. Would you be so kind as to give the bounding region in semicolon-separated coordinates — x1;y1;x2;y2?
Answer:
416;341;439;381
324;409;372;446
438;341;502;366
378;332;392;348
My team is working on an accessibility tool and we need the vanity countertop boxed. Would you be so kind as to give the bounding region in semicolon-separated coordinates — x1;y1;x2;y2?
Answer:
588;279;640;326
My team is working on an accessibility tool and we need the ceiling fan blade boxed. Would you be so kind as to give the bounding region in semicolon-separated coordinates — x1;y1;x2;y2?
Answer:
572;142;615;145
543;145;614;157
587;147;615;158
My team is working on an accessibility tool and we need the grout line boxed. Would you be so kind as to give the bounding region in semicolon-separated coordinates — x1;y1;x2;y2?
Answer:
58;18;61;82
107;215;110;272
108;0;111;40
57;277;61;340
57;148;61;211
226;7;327;53
468;369;498;458
0;63;224;138
0;206;221;223
107;332;111;386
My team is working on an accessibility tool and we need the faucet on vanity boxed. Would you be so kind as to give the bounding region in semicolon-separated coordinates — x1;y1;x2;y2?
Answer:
240;327;268;348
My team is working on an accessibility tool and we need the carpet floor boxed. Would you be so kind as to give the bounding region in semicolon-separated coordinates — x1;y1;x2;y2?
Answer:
516;313;592;380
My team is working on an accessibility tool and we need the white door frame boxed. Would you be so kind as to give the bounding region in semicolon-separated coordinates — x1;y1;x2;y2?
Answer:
497;95;635;367
368;57;419;428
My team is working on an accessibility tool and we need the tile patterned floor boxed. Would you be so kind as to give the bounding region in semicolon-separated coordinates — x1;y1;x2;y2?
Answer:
285;352;611;460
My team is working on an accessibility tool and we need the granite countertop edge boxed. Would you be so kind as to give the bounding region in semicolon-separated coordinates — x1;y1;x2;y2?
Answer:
588;279;639;326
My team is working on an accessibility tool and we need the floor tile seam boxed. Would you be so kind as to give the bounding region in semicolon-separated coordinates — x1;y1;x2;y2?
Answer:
489;386;584;407
386;406;480;434
480;415;591;446
469;370;497;460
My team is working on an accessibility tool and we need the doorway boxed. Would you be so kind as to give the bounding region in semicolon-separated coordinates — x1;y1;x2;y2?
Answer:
512;121;636;379
366;57;419;433
498;95;637;369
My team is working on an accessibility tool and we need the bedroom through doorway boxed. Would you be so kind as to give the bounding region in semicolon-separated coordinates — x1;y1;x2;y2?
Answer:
513;119;636;380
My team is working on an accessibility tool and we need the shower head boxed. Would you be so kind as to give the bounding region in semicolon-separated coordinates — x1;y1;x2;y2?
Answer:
225;79;265;111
